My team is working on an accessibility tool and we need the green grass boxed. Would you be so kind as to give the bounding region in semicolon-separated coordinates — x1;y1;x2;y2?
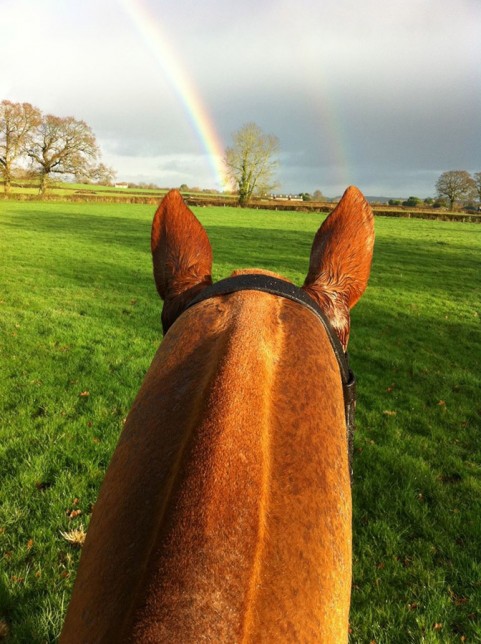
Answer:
0;201;480;642
2;179;233;201
3;180;165;198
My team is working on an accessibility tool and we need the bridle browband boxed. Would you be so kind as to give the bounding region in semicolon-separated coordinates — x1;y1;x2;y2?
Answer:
181;273;356;477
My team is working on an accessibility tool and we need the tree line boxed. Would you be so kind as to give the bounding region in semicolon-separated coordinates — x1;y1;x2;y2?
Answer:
3;103;480;209
0;100;114;197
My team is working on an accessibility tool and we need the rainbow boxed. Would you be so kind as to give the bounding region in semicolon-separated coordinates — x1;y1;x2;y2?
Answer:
318;92;352;190
286;19;352;191
119;0;226;188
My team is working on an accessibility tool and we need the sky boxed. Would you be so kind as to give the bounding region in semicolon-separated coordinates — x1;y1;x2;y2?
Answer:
1;0;480;198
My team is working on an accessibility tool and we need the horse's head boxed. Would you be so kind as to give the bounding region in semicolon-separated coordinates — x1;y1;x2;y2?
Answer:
151;186;374;349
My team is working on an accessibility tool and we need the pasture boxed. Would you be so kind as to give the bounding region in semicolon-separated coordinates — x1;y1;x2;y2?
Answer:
0;200;480;642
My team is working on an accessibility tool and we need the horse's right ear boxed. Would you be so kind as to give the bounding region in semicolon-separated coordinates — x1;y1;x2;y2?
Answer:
151;190;213;333
302;186;374;349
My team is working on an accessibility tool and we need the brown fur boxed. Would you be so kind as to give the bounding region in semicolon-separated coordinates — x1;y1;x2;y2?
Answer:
61;187;374;643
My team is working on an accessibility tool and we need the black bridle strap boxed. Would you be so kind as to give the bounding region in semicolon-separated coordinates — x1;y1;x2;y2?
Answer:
185;274;357;471
187;274;348;372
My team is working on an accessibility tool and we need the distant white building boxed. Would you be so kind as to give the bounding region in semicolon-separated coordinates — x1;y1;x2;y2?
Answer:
271;194;303;202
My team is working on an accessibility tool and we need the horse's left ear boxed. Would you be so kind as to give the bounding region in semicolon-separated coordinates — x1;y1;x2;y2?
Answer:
302;186;374;349
151;190;213;333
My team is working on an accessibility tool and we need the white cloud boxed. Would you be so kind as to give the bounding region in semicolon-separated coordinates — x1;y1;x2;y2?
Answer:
104;150;221;189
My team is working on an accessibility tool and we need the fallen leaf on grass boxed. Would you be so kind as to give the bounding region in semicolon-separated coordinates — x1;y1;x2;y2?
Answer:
0;620;9;639
60;526;86;548
383;410;397;416
449;590;468;606
26;539;33;550
67;509;82;520
79;391;90;397
433;623;443;631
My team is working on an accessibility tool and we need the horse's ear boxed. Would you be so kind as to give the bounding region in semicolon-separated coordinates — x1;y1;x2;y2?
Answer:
151;190;213;333
302;186;374;350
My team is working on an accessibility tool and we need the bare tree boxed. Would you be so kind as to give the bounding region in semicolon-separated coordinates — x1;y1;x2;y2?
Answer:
224;122;279;207
473;172;481;203
0;100;41;195
76;163;117;186
27;114;100;196
312;189;325;201
435;170;476;210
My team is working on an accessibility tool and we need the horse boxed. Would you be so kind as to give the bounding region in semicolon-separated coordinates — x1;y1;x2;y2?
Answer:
60;186;374;642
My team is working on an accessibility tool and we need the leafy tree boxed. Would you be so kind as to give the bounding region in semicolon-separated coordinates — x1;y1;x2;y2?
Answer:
402;196;421;207
312;190;324;201
0;100;41;195
435;170;476;210
27;114;100;196
224;122;279;207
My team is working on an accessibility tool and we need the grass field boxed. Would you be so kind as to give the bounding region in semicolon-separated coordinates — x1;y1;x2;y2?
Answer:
1;180;228;202
1;199;480;642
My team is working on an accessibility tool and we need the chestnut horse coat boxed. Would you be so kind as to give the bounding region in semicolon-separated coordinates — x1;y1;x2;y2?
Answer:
61;187;374;643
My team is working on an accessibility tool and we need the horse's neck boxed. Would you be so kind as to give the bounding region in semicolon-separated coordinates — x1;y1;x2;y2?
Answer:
61;294;351;642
